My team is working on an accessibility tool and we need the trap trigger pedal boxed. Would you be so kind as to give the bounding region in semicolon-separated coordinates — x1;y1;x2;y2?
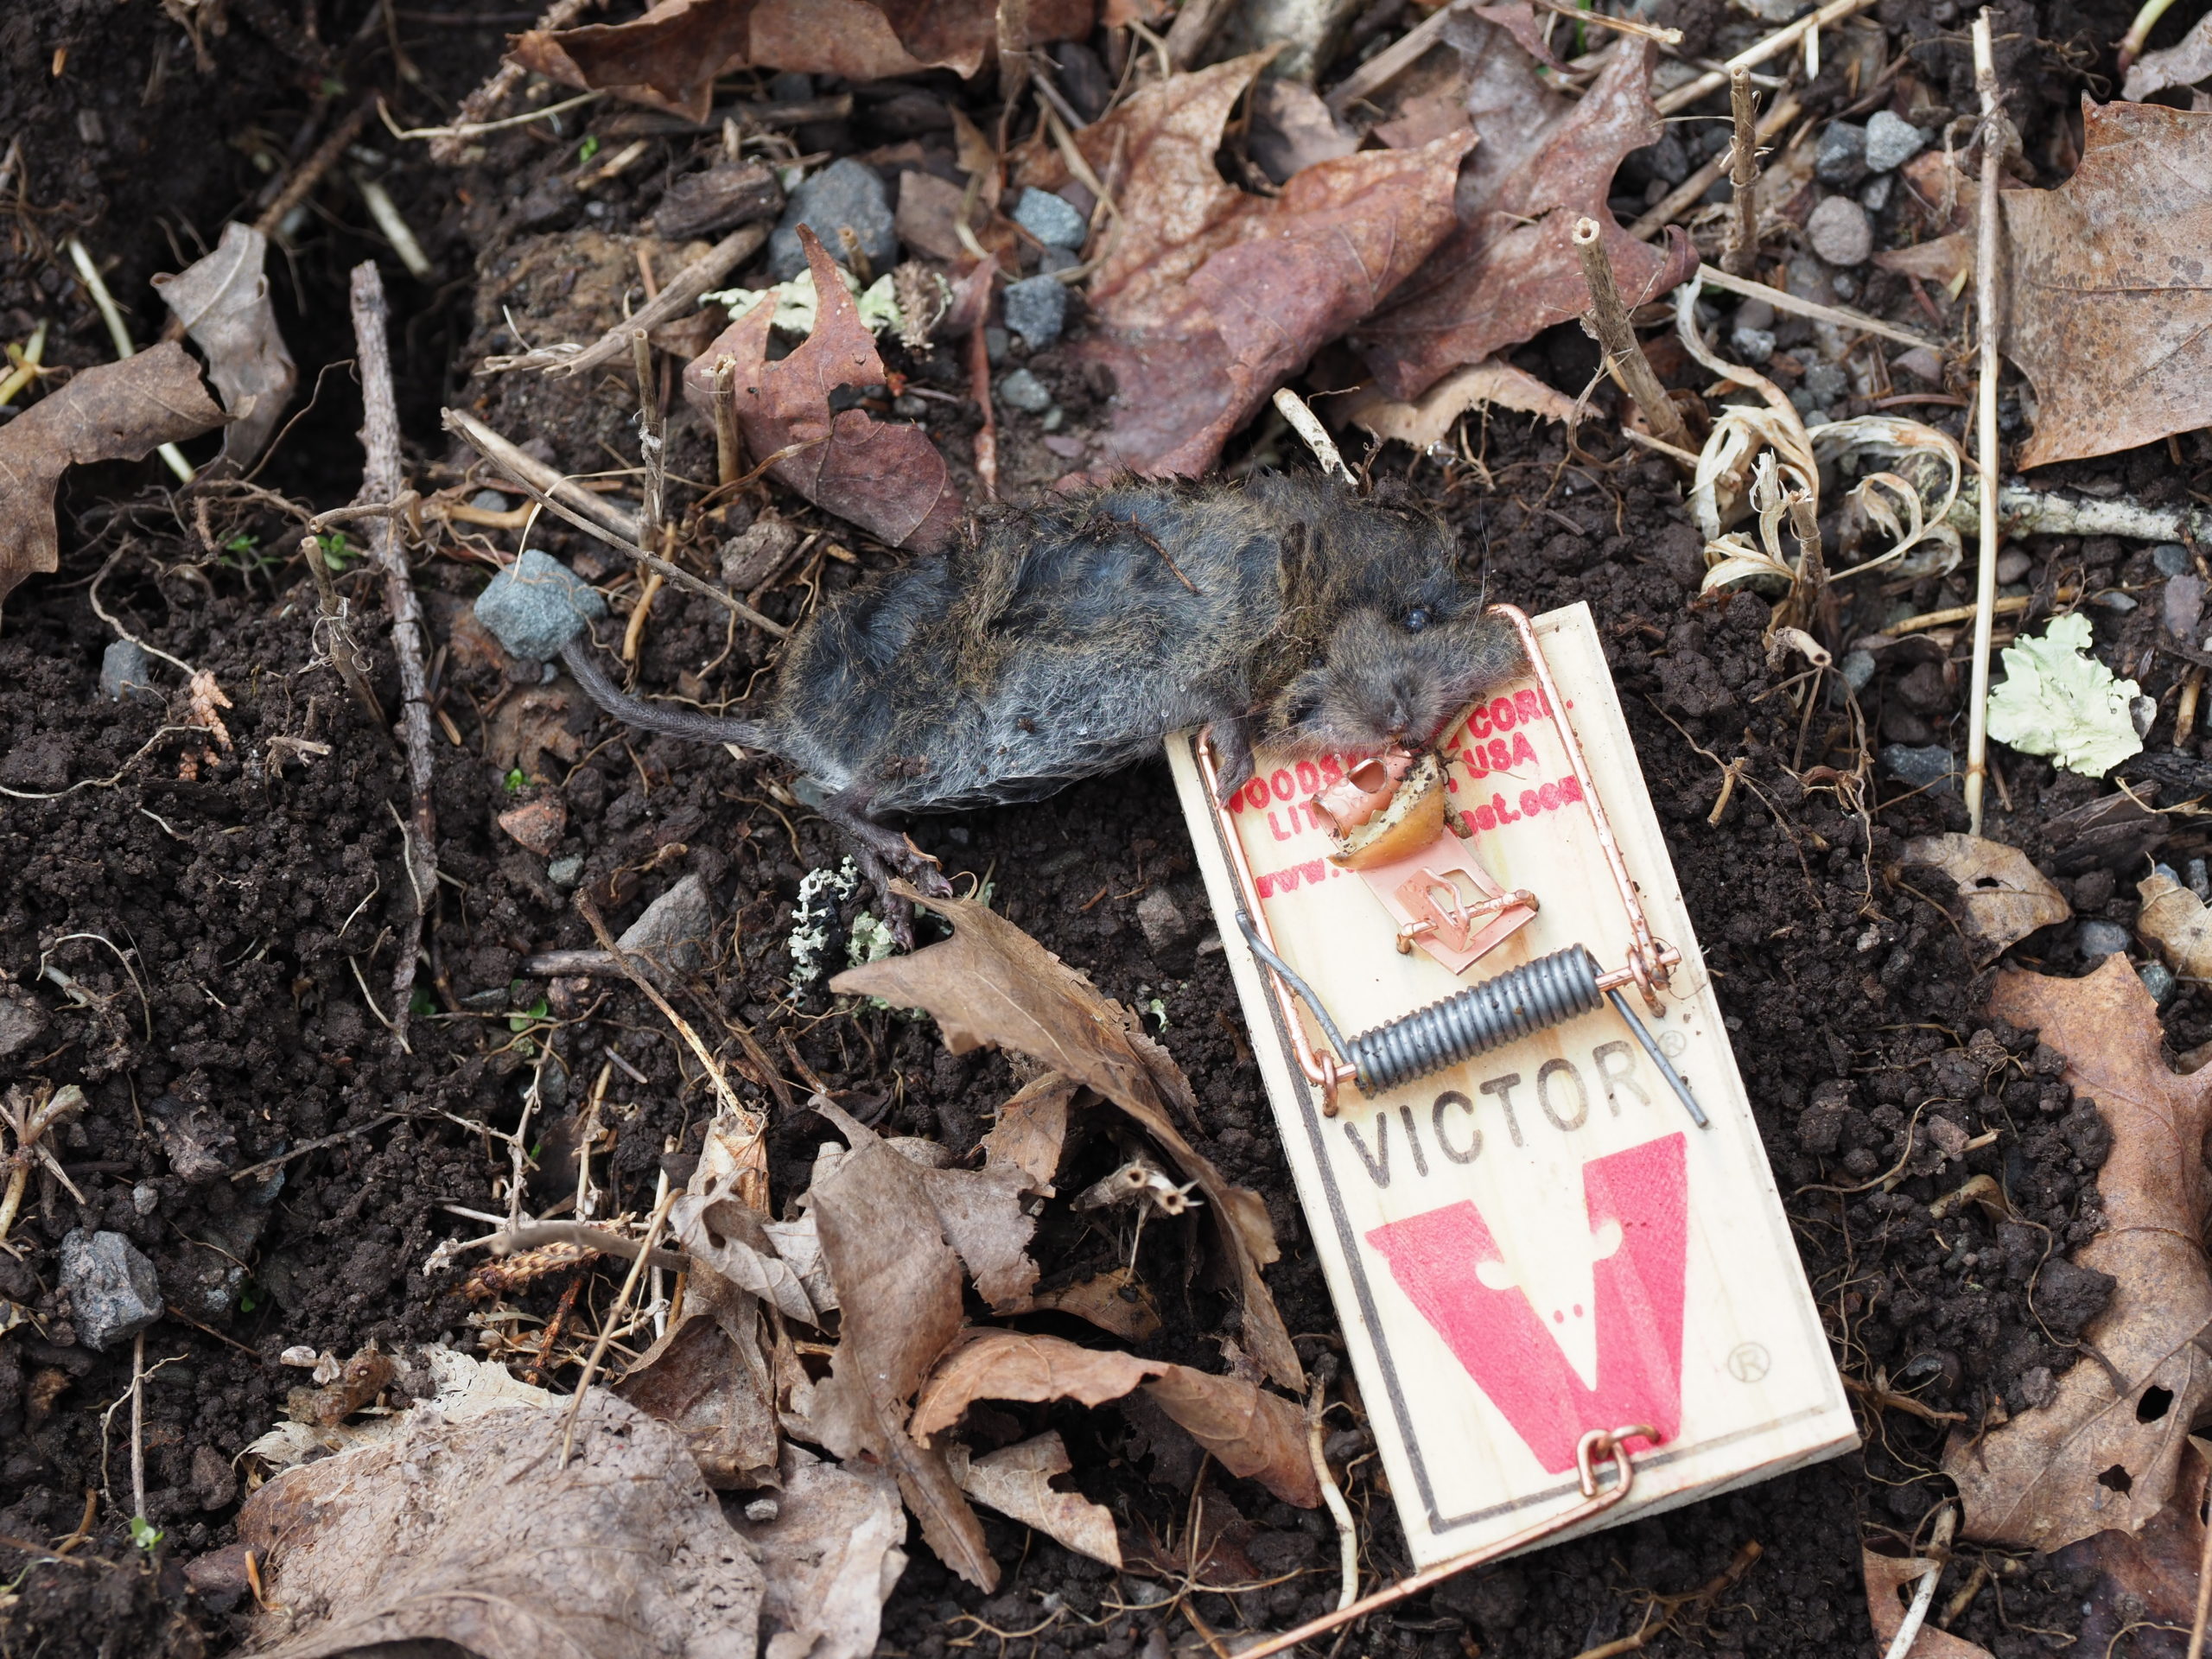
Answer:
1353;834;1538;975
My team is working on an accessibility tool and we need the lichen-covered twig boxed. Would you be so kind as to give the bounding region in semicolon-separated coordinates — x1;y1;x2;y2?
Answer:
351;263;437;1046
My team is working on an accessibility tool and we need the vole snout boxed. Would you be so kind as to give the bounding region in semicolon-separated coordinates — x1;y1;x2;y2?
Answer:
1264;607;1525;758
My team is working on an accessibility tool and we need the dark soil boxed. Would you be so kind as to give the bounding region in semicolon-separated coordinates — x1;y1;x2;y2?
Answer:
3;0;2209;1655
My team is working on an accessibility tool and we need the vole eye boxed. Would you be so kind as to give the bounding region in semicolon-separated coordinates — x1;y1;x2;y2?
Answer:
1403;607;1431;633
1286;696;1319;725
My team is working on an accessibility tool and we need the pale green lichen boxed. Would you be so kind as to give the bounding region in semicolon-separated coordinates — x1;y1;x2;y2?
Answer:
701;267;902;338
786;859;858;990
1986;612;2143;778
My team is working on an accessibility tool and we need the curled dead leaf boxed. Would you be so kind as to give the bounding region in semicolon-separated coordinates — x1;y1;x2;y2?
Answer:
1948;958;2212;1550
833;889;1300;1390
2136;868;2212;982
2050;1435;2212;1659
239;1389;761;1658
0;340;226;611
1902;834;2071;964
1032;1266;1164;1341
1344;358;1581;453
154;221;295;475
980;1072;1078;1196
681;226;960;550
738;1445;908;1659
616;1272;780;1489
948;1432;1122;1567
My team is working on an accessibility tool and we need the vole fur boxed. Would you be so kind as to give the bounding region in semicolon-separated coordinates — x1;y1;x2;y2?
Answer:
563;471;1523;896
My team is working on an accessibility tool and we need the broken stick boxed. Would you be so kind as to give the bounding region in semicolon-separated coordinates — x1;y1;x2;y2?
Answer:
351;262;438;1047
1572;218;1695;456
1963;7;2007;837
1721;69;1759;278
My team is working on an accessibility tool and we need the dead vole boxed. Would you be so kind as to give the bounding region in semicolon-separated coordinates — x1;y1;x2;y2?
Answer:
476;472;1522;913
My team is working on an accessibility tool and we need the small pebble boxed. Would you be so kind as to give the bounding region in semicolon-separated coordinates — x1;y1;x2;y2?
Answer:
2093;589;2138;612
469;489;511;513
2143;961;2178;1003
1859;175;1893;213
1995;547;2030;583
893;392;928;418
2189;856;2209;900
1807;194;1873;266
1001;272;1068;348
2164;572;2205;639
99;639;159;703
1730;326;1777;365
2154;543;2193;576
1011;187;1087;250
1814;121;1868;188
997;368;1053;413
547;854;585;889
1041;406;1065;431
2133;693;2158;736
1733;296;1775;331
2077;919;2132;959
131;1181;160;1217
1892;346;1945;384
1802;363;1849;407
60;1230;163;1352
984;326;1010;365
744;1497;780;1522
475;550;607;662
1880;743;1955;791
767;157;896;282
618;874;714;974
1839;649;1876;694
1863;110;1929;174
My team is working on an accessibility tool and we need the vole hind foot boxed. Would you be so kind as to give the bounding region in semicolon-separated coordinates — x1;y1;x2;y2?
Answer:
818;790;951;949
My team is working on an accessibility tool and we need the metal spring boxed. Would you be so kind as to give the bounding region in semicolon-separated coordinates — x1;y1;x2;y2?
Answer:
1347;944;1602;1095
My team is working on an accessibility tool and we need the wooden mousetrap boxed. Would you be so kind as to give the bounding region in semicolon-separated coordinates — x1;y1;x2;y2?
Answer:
1166;601;1856;1581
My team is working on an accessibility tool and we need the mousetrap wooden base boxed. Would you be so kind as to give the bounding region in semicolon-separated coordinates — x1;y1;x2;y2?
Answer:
1166;601;1855;1568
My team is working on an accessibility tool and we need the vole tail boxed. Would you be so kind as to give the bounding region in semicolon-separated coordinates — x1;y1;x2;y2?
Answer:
562;641;779;756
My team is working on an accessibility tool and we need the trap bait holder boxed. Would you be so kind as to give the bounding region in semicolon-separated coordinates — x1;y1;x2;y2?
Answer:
1198;603;1707;1128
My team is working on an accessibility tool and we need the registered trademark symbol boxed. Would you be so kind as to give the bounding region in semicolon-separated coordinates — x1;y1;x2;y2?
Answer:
1659;1029;1689;1059
1727;1342;1771;1382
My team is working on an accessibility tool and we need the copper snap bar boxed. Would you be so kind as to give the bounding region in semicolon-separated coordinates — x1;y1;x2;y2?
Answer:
1234;1426;1661;1659
1200;606;1699;1123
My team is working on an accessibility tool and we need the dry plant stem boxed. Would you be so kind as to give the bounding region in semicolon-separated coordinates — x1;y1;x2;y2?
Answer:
1306;1380;1358;1611
444;408;641;541
1691;263;1936;349
575;894;751;1126
711;355;741;487
429;0;595;162
1328;0;1469;114
1628;93;1799;241
1272;388;1355;485
2178;668;2204;749
492;224;767;377
353;264;437;1045
496;1220;687;1271
1529;0;1681;44
1893;587;2078;632
1654;0;1880;113
623;570;664;663
1572;218;1694;454
304;530;390;732
1721;69;1760;278
969;320;999;500
128;1332;146;1526
557;1187;678;1467
65;238;193;484
1883;1506;1956;1659
1964;7;2004;838
632;330;664;542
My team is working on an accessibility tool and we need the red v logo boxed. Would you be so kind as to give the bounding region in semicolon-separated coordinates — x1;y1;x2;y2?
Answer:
1364;1134;1689;1473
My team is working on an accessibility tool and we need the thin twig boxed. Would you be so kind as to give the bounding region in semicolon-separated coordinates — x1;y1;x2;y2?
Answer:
1306;1376;1357;1611
255;104;372;238
557;1186;677;1467
1721;69;1760;278
128;1332;147;1527
494;1220;688;1270
1883;1505;1955;1659
1630;96;1802;243
302;529;391;733
1327;0;1471;115
443;407;641;541
969;319;998;501
1272;388;1355;486
1572;218;1694;454
575;894;753;1127
1691;264;1936;350
1653;0;1881;113
1963;8;2006;837
352;264;438;1044
1163;0;1238;67
425;0;597;162
711;355;741;487
483;224;767;377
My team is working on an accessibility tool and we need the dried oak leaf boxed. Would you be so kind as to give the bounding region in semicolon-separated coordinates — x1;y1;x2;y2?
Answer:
682;226;961;550
1947;957;2212;1549
153;221;295;476
512;0;1095;124
238;1389;761;1658
834;890;1302;1390
912;1329;1321;1507
1353;39;1699;401
2136;867;2212;982
616;1272;780;1489
1862;1550;1994;1659
804;1098;997;1590
2123;10;2212;102
1902;834;2072;964
736;1444;908;1659
949;1432;1122;1567
0;340;225;611
1032;1265;1164;1341
980;1071;1079;1195
2051;1435;2212;1659
2002;100;2212;469
1027;54;1466;475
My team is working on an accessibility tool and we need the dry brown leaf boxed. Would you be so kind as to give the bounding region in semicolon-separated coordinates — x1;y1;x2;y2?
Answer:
2137;868;2212;982
834;892;1301;1390
2002;100;2212;469
513;0;1094;123
894;169;978;264
2124;12;2212;104
617;1273;780;1488
1032;1266;1164;1341
1344;358;1580;452
949;1433;1122;1567
921;1163;1039;1313
1872;232;1975;287
1948;957;2212;1549
737;1445;908;1659
980;1072;1078;1195
153;221;295;475
238;1389;761;1658
0;340;225;612
680;226;961;550
2052;1435;2212;1659
1861;1550;1994;1659
677;1183;818;1323
805;1098;996;1590
1902;834;2072;964
1353;38;1698;401
911;1330;1320;1507
1025;54;1465;475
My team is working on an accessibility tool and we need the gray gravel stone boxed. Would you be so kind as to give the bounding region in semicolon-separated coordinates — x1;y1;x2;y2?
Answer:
1002;274;1068;348
1808;194;1873;266
619;874;715;975
1730;326;1777;364
474;550;607;662
2142;960;2178;1003
1864;110;1929;173
1840;650;1876;694
984;326;1010;365
1880;743;1955;790
0;992;48;1059
997;368;1053;413
768;158;896;282
2077;919;2133;959
99;639;159;703
1815;121;1868;187
1136;887;1198;955
61;1230;162;1351
1802;362;1849;407
1012;187;1087;250
1859;175;1893;213
2094;589;2138;613
1996;547;2031;583
2155;543;2193;576
547;854;585;889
